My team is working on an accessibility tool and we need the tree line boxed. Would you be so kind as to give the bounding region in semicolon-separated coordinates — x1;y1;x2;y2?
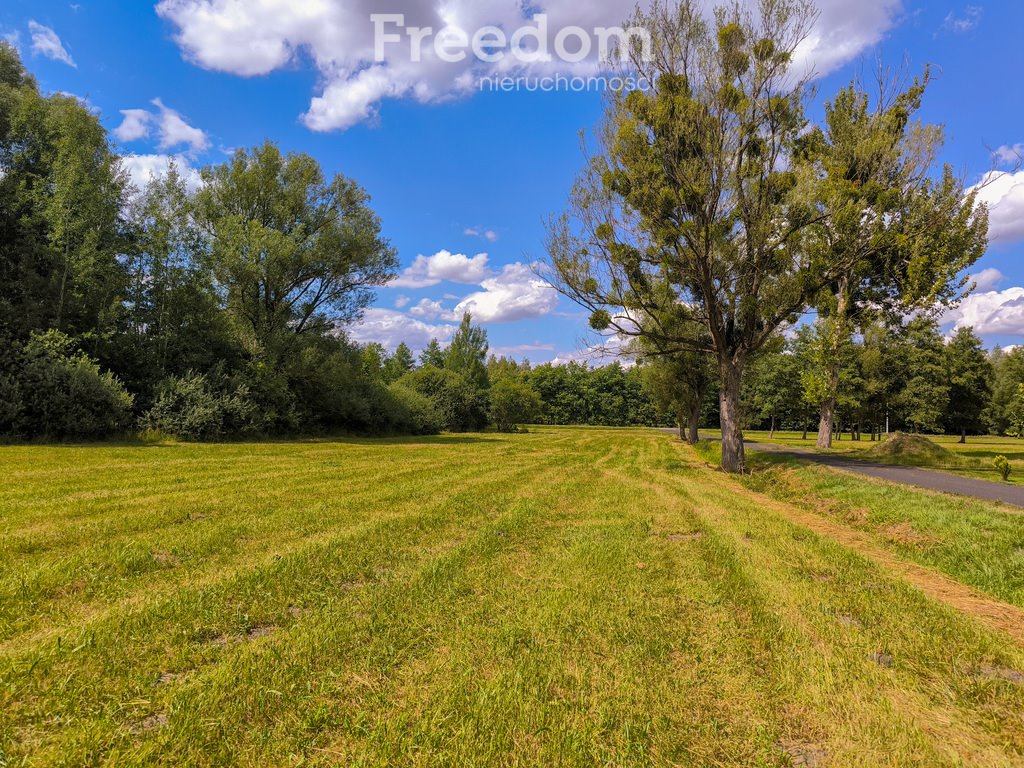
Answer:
0;40;678;442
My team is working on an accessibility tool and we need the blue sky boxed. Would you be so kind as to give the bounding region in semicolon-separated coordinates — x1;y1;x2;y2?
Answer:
3;0;1023;361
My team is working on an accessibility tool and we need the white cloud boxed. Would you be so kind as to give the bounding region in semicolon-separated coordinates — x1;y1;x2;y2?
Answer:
120;154;203;193
28;21;75;67
158;0;905;132
389;249;491;288
348;308;457;350
152;98;210;152
970;268;1004;292
490;342;556;359
551;332;635;366
409;298;450;320
465;227;499;242
973;170;1024;244
394;295;411;309
112;99;210;153
452;262;558;323
114;109;154;142
943;5;982;33
994;144;1023;166
944;286;1024;336
3;30;21;48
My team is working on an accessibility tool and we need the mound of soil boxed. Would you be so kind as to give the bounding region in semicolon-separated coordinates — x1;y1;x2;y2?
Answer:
865;432;955;463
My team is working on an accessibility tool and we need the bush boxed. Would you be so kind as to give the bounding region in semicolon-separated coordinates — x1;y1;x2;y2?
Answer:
395;366;488;432
14;330;134;440
145;372;259;441
385;383;444;435
489;379;542;432
994;455;1011;482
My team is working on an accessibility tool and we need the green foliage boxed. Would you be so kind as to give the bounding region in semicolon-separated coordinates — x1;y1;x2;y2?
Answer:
444;313;489;391
895;318;949;434
944;327;993;437
419;339;446;368
195;142;397;360
525;361;657;427
385;383;444;435
396;366;488;432
994;455;1011;481
13;330;134;440
144;372;259;442
489;379;542;432
382;342;416;383
0;51;127;342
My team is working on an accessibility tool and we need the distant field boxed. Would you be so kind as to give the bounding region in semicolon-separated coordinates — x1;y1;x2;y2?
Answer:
3;428;1024;766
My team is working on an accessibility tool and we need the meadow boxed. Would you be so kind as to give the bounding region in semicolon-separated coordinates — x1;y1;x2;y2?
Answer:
3;428;1024;766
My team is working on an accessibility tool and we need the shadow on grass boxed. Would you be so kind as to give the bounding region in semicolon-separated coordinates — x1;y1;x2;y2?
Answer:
0;433;505;450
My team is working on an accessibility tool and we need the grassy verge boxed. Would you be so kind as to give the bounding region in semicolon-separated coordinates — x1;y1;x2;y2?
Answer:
713;444;1024;610
702;428;1024;485
2;429;1024;765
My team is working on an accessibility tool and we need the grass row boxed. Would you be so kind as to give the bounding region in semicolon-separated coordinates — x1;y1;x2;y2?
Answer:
2;429;1024;765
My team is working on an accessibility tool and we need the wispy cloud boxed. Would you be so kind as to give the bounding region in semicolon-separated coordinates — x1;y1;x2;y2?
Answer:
28;21;75;67
943;5;983;33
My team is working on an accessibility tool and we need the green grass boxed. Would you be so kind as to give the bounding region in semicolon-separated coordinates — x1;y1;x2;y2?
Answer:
3;429;1024;766
704;428;1024;484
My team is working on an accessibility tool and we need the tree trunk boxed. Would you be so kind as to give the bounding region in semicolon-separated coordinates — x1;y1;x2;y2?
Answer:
687;405;700;446
769;414;776;440
677;418;686;443
719;359;746;473
959;427;966;444
816;397;836;448
802;420;808;441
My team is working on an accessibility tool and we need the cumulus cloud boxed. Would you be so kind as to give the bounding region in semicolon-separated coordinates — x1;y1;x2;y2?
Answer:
114;109;154;142
970;267;1004;292
943;5;982;33
389;249;491;288
120;153;203;193
394;295;411;309
348;308;457;350
409;298;449;320
993;144;1023;166
973;170;1024;244
944;286;1024;337
28;21;75;67
113;99;210;153
158;0;905;132
452;262;558;323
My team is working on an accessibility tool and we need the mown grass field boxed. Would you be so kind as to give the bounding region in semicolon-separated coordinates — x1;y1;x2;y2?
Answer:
3;428;1024;766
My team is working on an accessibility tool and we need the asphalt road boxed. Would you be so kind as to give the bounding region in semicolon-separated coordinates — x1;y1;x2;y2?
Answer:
664;430;1024;508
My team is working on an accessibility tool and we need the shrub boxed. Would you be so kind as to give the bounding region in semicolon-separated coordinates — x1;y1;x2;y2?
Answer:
385;383;444;435
395;366;488;432
994;455;1011;482
145;372;259;441
15;330;134;440
489;379;542;432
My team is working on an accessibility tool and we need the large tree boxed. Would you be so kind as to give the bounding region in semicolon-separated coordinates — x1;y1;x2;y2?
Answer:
944;326;993;442
547;0;987;471
0;43;127;346
802;74;987;447
195;142;397;362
